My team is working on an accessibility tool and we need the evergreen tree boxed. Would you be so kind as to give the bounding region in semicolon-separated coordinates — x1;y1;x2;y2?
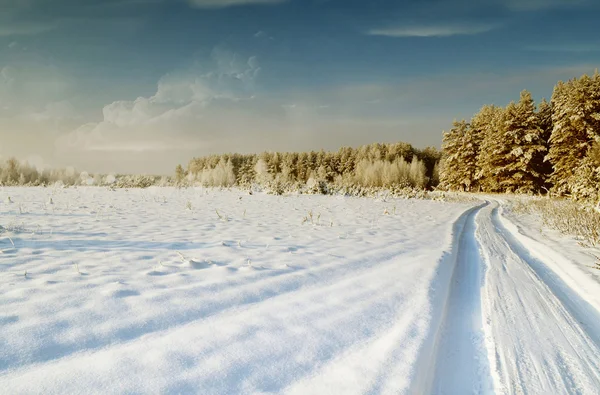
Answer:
500;90;547;193
473;104;503;191
438;71;600;200
440;120;478;191
547;75;599;195
536;98;554;190
569;72;600;200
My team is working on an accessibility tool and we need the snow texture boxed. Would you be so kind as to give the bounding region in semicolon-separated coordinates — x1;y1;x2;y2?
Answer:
1;187;599;394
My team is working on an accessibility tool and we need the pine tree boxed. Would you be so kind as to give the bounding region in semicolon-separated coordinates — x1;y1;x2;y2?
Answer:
536;98;554;190
440;120;478;191
473;105;503;191
500;90;547;193
547;75;599;196
569;71;600;200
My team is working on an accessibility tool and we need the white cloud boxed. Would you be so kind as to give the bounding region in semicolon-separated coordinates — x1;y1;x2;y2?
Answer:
367;0;588;39
368;23;499;37
57;49;263;154
188;0;286;8
254;30;274;40
28;100;80;122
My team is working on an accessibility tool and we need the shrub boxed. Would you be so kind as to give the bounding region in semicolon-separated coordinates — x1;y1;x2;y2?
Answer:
511;198;600;248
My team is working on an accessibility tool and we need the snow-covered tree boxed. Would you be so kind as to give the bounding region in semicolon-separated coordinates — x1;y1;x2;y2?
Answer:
175;164;186;184
536;98;554;190
200;158;236;187
474;92;546;193
473;105;503;191
440;120;479;191
547;73;600;196
499;90;547;193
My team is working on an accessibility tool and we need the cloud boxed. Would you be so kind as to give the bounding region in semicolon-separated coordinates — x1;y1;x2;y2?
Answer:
365;0;591;39
254;30;274;40
57;49;263;155
188;0;286;8
368;23;499;37
28;100;80;122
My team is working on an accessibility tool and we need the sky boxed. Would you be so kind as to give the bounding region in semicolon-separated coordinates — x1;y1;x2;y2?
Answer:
1;0;599;174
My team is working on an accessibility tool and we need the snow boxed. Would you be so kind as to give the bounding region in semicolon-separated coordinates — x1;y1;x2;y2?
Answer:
501;201;600;308
476;201;600;394
2;187;600;394
432;203;493;394
0;187;471;394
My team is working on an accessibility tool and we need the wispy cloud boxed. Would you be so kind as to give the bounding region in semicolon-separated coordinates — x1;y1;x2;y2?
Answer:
368;23;499;38
188;0;286;8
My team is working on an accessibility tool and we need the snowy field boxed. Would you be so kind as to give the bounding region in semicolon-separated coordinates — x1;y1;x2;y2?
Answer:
1;187;600;394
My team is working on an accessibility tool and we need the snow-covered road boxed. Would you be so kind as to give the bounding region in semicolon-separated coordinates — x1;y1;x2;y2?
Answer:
1;188;600;394
433;200;600;395
477;202;600;395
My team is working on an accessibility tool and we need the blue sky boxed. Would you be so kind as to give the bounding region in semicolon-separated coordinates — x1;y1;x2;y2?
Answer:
1;0;599;173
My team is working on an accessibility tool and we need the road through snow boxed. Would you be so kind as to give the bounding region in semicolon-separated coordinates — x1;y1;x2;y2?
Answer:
474;201;600;395
431;199;600;395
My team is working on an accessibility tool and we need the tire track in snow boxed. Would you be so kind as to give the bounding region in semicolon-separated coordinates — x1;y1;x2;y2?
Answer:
495;206;600;347
408;202;488;395
477;201;600;394
431;203;494;395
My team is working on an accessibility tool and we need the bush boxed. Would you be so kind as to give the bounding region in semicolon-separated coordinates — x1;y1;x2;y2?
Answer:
512;198;600;248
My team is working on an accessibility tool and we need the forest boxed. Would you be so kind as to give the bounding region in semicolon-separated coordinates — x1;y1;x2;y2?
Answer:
180;143;441;193
439;71;600;202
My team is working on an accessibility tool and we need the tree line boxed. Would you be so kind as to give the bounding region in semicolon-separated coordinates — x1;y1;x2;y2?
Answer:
0;157;172;188
440;72;600;202
180;143;441;192
0;158;81;186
